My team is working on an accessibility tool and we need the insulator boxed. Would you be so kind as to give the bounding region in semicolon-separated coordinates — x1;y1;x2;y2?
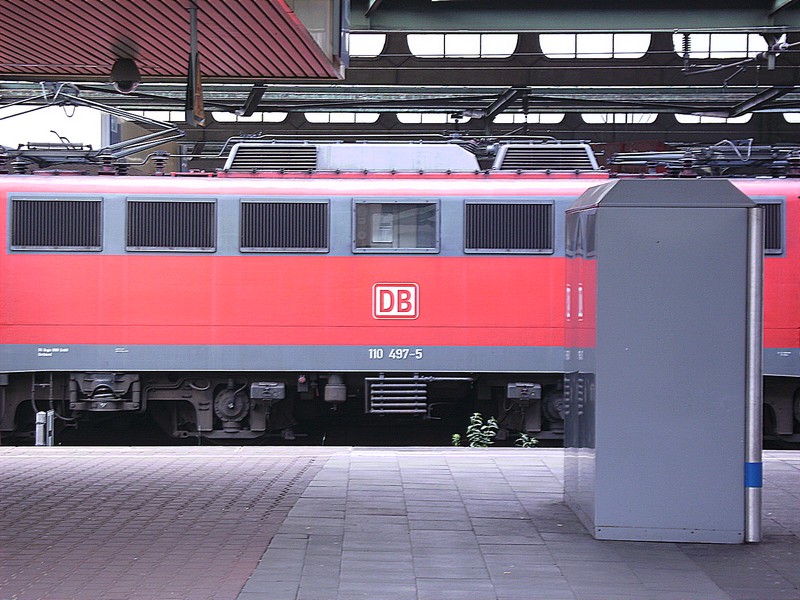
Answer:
680;151;696;177
98;156;115;176
152;154;168;175
681;33;691;60
11;157;28;174
788;152;800;177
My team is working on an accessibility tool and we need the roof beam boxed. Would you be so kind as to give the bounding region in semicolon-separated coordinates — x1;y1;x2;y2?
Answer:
461;87;527;119
353;0;796;31
343;32;800;89
772;0;800;16
365;0;386;17
484;88;526;119
237;83;268;117
728;85;796;116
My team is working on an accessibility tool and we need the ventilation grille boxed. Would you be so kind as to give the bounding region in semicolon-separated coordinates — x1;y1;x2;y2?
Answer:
760;202;783;255
465;203;553;253
365;378;428;415
493;144;599;171
127;200;216;251
224;143;318;172
11;198;102;250
241;201;329;252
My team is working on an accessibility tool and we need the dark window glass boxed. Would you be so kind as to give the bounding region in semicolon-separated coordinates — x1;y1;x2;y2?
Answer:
354;201;438;252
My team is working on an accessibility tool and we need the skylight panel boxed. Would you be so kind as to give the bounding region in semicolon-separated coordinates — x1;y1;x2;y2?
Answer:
213;112;287;123
396;113;471;124
407;33;518;58
675;113;753;124
304;112;379;124
672;33;768;59
350;33;387;58
582;113;658;124
540;33;650;59
493;113;565;124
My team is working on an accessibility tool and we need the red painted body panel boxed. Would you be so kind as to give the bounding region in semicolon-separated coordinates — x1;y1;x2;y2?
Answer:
1;175;798;354
0;175;589;353
1;255;565;346
0;172;609;198
736;180;800;350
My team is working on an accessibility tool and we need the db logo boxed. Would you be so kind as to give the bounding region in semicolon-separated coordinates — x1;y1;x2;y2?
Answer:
373;283;419;319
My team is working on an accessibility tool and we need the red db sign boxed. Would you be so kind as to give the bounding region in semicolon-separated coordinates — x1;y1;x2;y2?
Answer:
373;284;419;319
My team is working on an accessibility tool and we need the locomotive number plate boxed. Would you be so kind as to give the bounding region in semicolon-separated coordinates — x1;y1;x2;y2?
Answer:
368;348;424;360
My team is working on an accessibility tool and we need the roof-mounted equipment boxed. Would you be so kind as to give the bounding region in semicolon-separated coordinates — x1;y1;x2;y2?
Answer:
490;142;600;171
222;142;481;173
609;140;800;177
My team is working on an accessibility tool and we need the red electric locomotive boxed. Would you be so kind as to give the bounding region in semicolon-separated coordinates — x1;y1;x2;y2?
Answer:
0;141;798;444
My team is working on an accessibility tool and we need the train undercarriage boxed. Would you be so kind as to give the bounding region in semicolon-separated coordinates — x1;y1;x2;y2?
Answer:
0;370;572;444
2;371;798;445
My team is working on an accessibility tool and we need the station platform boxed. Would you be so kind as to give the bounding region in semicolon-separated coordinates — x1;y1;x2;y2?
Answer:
0;447;798;600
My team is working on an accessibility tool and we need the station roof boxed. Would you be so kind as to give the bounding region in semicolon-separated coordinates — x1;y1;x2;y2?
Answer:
1;1;800;152
0;0;344;82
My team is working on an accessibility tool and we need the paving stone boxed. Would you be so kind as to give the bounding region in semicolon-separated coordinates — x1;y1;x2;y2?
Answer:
416;577;497;600
1;447;798;600
0;447;331;600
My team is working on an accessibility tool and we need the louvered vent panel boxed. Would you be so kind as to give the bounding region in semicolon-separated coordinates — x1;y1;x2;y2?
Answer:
241;202;329;252
760;202;783;254
495;145;597;171
127;200;215;251
225;144;318;171
366;378;428;415
11;198;101;250
465;203;553;253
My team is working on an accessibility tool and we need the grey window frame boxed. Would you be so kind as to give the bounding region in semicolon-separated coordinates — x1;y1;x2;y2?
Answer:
10;196;103;251
239;198;330;253
756;199;784;256
352;197;440;254
464;199;555;254
126;196;217;252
